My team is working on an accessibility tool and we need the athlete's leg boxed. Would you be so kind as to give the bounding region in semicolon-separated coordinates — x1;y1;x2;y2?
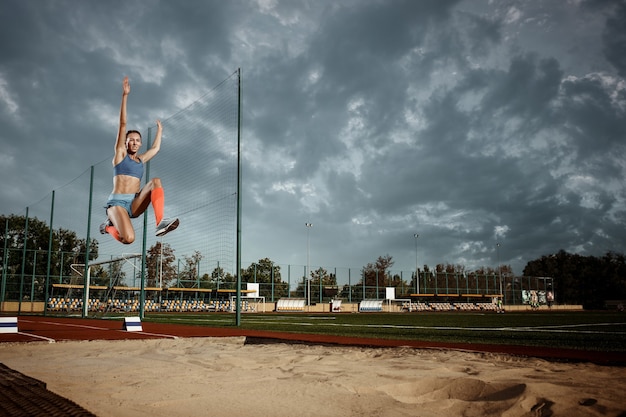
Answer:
106;206;135;244
131;177;162;223
131;177;179;236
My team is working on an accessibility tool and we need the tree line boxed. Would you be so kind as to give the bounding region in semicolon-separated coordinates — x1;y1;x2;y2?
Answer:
2;215;625;306
523;249;626;308
0;214;97;279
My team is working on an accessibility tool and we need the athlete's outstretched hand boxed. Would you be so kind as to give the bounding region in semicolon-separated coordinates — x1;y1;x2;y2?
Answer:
122;76;130;96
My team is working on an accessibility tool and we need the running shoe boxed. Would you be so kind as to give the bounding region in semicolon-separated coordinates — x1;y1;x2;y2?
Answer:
156;217;180;237
100;219;112;234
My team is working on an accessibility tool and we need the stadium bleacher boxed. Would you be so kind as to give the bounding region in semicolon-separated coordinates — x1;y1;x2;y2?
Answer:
46;296;502;315
46;297;258;313
400;301;500;312
276;298;306;312
359;300;383;312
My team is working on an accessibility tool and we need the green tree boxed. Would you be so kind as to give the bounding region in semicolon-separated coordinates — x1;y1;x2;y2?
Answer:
90;262;125;287
0;214;98;286
175;251;203;288
240;258;287;299
210;266;235;289
599;252;626;302
360;254;396;298
146;242;176;288
524;250;626;308
295;267;338;302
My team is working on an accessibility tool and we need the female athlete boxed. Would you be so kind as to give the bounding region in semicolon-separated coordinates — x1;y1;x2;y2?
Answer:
100;76;179;244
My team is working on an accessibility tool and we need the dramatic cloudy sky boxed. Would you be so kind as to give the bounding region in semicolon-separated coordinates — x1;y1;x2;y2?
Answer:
1;0;625;275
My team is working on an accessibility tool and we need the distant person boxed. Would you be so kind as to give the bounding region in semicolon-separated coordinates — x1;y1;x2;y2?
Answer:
530;290;539;310
100;76;179;244
546;290;554;309
496;297;503;313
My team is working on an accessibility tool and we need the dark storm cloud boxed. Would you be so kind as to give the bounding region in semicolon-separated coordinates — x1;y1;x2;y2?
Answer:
559;75;626;156
601;1;626;78
1;0;625;274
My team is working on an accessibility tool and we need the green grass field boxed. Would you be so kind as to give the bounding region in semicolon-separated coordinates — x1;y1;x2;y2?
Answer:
144;311;626;352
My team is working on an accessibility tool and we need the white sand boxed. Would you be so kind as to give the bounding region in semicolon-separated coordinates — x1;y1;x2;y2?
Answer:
1;337;625;417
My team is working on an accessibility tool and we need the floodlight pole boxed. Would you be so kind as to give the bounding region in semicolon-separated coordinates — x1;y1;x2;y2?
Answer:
305;223;312;307
414;233;419;294
497;242;502;301
139;128;152;320
235;68;243;326
82;166;95;318
1;219;9;309
44;190;55;317
159;237;163;304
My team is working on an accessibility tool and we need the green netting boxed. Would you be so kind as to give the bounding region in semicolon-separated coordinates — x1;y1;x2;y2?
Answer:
1;71;239;312
90;71;239;280
1;69;556;313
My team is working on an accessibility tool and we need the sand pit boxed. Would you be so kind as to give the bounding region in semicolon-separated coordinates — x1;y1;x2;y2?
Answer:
0;337;625;417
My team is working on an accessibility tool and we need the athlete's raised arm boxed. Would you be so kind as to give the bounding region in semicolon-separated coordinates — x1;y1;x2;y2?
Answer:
113;76;131;165
140;119;162;163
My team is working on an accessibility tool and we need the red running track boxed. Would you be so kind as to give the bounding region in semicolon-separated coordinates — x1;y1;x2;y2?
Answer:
2;315;625;366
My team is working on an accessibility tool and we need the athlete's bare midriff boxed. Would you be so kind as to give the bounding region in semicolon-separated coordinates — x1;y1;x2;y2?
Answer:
112;175;141;195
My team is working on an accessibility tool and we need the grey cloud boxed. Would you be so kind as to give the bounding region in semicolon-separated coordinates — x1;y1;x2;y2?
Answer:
479;54;563;120
602;1;626;78
559;75;626;158
1;0;625;275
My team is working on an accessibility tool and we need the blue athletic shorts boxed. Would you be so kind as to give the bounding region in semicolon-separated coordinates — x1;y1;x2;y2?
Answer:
105;193;138;217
